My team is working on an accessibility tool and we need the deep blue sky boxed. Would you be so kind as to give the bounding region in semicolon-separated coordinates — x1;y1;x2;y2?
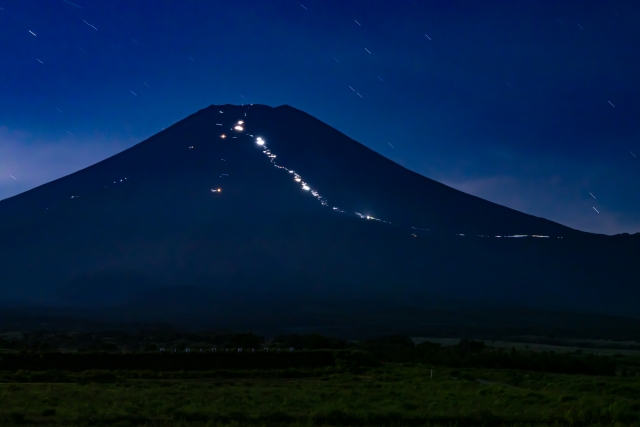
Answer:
1;0;638;234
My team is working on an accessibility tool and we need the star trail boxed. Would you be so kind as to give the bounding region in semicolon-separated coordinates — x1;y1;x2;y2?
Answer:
0;0;639;234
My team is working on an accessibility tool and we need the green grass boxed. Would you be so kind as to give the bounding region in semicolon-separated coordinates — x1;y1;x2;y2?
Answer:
1;364;640;426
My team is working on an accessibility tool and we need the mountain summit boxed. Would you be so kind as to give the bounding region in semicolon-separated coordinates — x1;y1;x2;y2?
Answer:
0;104;638;330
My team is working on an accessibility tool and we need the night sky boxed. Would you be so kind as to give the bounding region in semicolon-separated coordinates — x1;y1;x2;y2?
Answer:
1;0;638;235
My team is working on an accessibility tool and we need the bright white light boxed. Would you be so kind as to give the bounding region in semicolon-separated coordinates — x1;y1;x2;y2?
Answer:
238;120;244;124
302;185;310;191
234;125;244;131
295;178;301;182
220;134;226;139
256;139;265;146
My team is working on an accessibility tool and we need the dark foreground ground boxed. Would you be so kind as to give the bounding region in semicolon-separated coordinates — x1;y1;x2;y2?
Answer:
1;332;640;426
2;363;640;427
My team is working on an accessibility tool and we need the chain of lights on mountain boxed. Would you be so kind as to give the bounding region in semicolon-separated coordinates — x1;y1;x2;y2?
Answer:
224;106;558;240
46;105;558;240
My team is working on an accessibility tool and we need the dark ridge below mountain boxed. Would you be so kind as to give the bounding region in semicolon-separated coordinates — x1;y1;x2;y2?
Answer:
3;303;640;342
0;104;638;330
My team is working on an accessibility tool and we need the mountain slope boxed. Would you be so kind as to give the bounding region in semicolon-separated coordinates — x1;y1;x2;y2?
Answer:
0;104;638;326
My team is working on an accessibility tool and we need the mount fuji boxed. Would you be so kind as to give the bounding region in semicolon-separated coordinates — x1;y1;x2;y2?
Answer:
0;104;638;333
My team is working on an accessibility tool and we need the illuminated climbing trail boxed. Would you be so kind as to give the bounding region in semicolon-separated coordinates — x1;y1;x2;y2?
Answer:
222;107;563;240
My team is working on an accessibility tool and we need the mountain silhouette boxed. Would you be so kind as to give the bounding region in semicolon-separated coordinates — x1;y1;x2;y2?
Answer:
0;104;638;332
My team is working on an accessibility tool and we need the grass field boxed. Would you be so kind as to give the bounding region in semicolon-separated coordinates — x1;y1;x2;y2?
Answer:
1;332;639;426
1;363;640;426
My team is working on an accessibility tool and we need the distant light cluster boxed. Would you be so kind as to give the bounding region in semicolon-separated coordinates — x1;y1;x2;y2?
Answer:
355;212;392;225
